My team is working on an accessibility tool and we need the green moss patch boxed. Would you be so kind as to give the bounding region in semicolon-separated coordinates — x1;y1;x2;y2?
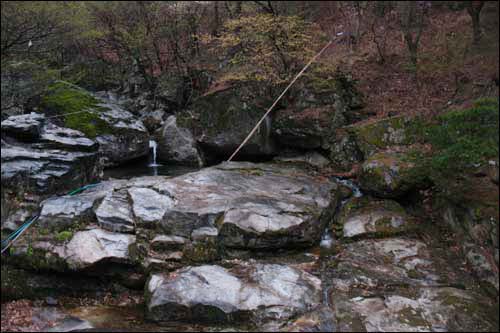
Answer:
40;81;112;138
426;98;499;173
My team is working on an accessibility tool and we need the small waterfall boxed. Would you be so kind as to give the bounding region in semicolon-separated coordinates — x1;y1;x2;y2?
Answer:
149;140;161;167
320;178;363;249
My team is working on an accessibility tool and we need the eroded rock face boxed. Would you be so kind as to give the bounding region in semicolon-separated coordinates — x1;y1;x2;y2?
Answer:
155;115;204;166
334;196;418;239
1;113;101;226
145;263;321;323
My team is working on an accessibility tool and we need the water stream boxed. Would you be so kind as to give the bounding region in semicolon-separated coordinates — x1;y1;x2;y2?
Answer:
320;176;363;249
148;139;161;167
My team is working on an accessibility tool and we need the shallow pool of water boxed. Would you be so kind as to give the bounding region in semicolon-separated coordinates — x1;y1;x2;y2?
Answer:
102;159;199;180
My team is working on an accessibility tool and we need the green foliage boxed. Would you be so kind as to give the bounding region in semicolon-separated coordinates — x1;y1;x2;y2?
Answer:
426;98;499;172
55;231;73;242
40;81;112;138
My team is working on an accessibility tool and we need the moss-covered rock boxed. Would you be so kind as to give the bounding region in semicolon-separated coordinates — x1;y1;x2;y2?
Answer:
39;81;111;138
359;149;430;198
345;115;424;158
39;81;149;166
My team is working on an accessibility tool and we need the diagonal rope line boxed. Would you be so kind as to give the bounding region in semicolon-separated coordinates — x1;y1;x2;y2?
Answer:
227;38;336;162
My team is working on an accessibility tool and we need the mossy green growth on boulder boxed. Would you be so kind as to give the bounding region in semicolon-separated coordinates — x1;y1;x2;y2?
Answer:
346;115;425;158
39;81;112;138
334;196;417;239
359;149;430;198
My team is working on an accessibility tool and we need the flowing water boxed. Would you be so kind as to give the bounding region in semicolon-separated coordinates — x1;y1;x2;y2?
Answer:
103;139;198;179
320;176;363;249
148;140;161;167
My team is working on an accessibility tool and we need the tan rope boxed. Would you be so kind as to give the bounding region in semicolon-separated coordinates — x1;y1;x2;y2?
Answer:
227;38;335;162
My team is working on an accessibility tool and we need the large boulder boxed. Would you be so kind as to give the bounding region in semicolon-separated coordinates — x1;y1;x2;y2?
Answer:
179;86;276;162
9;162;339;277
273;107;333;150
273;70;364;151
39;81;149;166
145;263;322;323
154;115;204;166
1;113;101;226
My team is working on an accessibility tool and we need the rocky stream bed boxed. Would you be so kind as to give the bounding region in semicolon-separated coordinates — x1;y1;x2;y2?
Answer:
1;85;498;332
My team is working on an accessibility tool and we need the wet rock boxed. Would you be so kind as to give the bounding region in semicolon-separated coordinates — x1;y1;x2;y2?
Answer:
145;263;321;323
155;162;338;249
93;110;149;167
8;162;338;278
141;109;166;132
1;112;45;141
191;227;218;242
334;196;418;239
359;150;428;198
1;115;101;226
281;305;336;332
1;141;100;197
155;115;204;166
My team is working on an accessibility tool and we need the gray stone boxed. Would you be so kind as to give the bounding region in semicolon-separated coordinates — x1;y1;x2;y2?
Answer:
191;227;218;241
146;263;322;323
64;229;135;270
128;187;173;227
151;235;187;252
1;112;45;141
155;115;204;166
95;190;135;233
330;238;443;289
